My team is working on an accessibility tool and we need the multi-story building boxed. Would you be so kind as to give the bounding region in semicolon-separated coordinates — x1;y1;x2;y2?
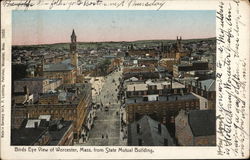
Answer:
125;93;199;124
12;83;93;142
186;79;216;110
137;58;159;67
11;117;74;146
173;61;209;78
125;79;187;99
41;30;80;84
13;78;62;100
159;58;179;72
123;66;159;80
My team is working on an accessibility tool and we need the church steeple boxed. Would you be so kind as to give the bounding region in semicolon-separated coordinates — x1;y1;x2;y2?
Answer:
70;29;77;52
71;29;76;43
69;29;78;68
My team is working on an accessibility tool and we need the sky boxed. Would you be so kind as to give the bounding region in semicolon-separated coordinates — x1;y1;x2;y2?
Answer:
12;10;215;45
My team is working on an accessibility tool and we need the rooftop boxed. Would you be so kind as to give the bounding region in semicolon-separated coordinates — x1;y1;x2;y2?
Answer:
190;79;215;91
188;110;216;136
48;120;73;146
11;128;47;145
123;66;155;73
16;77;47;81
128;115;174;146
43;60;74;72
126;93;198;104
12;119;73;146
200;79;215;91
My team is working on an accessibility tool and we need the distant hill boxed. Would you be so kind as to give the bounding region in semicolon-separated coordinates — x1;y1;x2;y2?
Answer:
12;37;216;50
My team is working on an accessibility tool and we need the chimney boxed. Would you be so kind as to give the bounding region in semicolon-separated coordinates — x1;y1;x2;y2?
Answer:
199;82;202;88
158;123;162;134
175;96;178;101
167;95;169;101
204;85;207;91
137;124;140;134
134;86;135;91
156;96;159;101
134;99;137;103
34;122;38;129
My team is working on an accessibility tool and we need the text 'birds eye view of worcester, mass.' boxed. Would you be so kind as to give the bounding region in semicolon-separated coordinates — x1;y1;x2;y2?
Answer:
11;10;216;147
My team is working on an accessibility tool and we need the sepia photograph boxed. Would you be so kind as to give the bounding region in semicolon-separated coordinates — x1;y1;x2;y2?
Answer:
11;10;217;147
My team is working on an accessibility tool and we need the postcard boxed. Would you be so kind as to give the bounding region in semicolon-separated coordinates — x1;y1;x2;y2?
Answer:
0;0;249;159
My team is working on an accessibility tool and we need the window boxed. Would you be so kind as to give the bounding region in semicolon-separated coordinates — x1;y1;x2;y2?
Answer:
143;97;148;102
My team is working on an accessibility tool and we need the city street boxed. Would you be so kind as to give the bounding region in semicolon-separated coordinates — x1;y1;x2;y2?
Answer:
76;68;126;146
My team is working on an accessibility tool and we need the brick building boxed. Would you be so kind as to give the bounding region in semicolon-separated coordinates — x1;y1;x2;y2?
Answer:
41;30;80;84
123;67;159;80
125;79;187;99
12;83;93;142
186;79;215;110
173;61;209;78
125;93;199;124
13;77;62;101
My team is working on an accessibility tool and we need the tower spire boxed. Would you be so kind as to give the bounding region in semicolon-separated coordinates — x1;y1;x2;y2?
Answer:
71;29;77;44
69;29;78;68
70;29;77;52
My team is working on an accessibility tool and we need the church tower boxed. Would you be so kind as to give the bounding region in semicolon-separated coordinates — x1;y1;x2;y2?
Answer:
176;36;183;52
70;29;78;67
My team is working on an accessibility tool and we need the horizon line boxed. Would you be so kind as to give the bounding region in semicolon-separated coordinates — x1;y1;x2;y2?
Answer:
12;37;216;46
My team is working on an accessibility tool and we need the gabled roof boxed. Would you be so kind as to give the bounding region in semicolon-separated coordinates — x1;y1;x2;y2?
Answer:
128;115;174;146
200;79;215;91
188;110;215;137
